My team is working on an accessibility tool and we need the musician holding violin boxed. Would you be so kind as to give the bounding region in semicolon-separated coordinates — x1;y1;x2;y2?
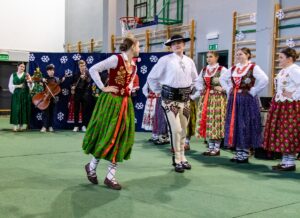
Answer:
38;64;65;132
71;60;92;132
8;62;33;132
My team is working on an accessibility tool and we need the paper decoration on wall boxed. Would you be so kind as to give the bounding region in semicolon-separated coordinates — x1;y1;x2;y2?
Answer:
276;9;285;20
250;13;256;23
235;31;245;41
286;38;295;48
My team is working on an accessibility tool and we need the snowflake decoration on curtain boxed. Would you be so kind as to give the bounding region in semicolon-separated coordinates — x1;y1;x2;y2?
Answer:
134;118;137;124
41;55;50;63
235;31;245;41
72;53;81;61
135;102;144;110
29;54;35;62
250;13;256;23
57;112;64;121
64;69;73;77
276;9;285;20
62;88;69;96
86;56;94;64
140;65;148;74
137;57;142;63
286;38;295;48
149;55;158;63
60;56;68;64
36;113;43;121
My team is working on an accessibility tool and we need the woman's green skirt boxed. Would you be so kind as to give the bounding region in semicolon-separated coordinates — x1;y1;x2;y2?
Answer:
82;92;135;163
10;88;31;125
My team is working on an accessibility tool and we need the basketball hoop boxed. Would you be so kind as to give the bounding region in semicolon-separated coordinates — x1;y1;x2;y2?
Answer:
120;16;140;36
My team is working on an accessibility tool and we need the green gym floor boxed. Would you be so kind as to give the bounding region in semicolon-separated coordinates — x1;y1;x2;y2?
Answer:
0;117;299;218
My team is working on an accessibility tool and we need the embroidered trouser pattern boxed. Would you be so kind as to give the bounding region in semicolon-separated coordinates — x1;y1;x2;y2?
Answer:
162;100;190;164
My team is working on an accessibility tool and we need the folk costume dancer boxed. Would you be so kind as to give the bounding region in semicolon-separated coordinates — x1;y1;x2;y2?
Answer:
147;34;198;173
263;48;300;171
83;36;140;190
220;48;269;163
192;51;228;156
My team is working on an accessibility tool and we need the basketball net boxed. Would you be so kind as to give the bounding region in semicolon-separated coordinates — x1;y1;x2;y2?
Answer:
120;17;139;37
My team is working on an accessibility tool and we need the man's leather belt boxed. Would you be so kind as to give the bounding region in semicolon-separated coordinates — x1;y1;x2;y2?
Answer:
161;85;191;102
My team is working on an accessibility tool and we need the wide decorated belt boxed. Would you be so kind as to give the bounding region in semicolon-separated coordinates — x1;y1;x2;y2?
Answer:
161;85;191;102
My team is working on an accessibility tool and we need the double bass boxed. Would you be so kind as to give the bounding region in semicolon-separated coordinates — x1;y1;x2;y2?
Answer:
32;78;61;110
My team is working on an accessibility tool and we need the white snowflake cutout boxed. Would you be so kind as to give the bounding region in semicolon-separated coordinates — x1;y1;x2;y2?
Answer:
137;57;142;63
62;88;69;96
86;56;94;64
149;55;158;63
140;65;148;74
57;112;64;121
64;69;73;77
36;112;43;121
286;38;295;48
235;31;245;41
135;102;144;110
276;9;285;20
29;54;35;62
134;118;137;124
60;56;68;64
41;55;50;63
72;53;81;61
250;13;256;23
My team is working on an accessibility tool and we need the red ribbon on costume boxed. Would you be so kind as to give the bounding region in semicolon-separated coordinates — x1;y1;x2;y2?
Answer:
102;96;128;163
199;77;211;138
228;77;241;146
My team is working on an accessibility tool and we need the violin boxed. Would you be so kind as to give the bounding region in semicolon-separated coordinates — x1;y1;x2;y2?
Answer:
71;69;89;95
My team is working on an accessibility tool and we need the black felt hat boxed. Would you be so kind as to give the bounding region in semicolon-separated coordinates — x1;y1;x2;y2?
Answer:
164;34;191;46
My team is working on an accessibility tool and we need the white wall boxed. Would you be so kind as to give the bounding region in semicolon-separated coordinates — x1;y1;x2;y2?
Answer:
65;0;103;46
186;0;257;64
0;0;65;52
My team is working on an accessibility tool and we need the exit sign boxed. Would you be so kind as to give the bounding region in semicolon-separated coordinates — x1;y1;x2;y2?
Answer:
0;54;9;61
209;44;218;51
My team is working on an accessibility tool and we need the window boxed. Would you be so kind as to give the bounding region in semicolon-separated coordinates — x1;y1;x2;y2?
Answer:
134;0;147;19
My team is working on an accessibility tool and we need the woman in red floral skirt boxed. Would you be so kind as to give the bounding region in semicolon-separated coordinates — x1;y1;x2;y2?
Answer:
263;47;300;171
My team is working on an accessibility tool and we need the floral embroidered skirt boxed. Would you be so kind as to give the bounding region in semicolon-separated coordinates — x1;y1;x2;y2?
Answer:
263;100;300;154
187;100;197;138
197;93;227;140
82;92;135;163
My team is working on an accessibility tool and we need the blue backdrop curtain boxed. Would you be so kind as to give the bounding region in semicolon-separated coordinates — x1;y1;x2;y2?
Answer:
28;52;169;131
